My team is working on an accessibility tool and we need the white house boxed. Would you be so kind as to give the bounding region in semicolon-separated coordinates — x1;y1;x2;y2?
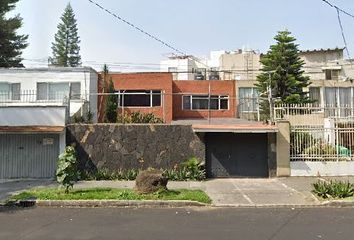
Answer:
0;67;98;179
0;67;98;122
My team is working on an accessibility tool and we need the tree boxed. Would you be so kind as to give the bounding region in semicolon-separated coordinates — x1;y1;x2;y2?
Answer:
105;79;118;123
51;3;81;67
0;0;28;68
255;30;311;119
56;146;78;193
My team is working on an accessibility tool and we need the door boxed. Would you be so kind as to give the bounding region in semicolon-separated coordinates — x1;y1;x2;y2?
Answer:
0;134;59;179
206;133;269;178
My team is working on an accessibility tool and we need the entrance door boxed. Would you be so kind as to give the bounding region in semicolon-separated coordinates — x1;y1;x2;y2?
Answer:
206;133;269;178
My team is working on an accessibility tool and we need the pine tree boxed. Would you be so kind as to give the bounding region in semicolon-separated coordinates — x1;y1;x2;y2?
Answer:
0;0;28;68
105;79;118;123
255;30;311;119
51;3;81;67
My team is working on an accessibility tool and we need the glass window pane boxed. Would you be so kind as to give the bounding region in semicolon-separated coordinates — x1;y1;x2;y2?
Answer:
220;97;228;110
183;96;191;110
11;83;20;100
0;83;10;100
37;83;48;100
49;82;69;100
152;90;161;107
210;95;218;110
70;82;81;100
309;87;321;106
192;96;209;109
122;90;150;107
325;87;337;106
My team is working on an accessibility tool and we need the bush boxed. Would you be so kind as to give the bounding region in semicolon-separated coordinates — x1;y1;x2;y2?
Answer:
56;146;79;193
117;112;163;124
290;132;318;155
312;180;354;199
304;143;337;155
163;157;206;181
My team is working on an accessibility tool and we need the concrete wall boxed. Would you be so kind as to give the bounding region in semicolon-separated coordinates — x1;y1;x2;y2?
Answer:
291;161;354;176
0;106;66;126
172;80;236;119
276;121;291;177
66;124;205;172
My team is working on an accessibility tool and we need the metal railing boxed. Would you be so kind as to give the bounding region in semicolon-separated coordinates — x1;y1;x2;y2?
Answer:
0;90;71;106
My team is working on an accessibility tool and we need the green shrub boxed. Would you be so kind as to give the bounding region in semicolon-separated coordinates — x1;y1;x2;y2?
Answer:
163;157;206;181
117;112;163;124
290;132;318;155
56;146;78;193
312;180;354;199
304;143;337;155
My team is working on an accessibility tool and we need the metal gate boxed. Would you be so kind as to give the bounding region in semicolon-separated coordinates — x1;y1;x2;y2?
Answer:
0;134;59;179
206;133;269;178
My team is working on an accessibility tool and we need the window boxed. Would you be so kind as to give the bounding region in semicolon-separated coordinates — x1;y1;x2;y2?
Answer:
182;95;229;110
325;69;340;80
0;82;20;100
309;87;321;106
37;82;81;100
325;87;353;107
118;90;161;107
238;87;259;112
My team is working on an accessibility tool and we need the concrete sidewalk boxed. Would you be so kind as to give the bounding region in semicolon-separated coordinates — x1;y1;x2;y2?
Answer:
2;177;354;206
74;178;319;206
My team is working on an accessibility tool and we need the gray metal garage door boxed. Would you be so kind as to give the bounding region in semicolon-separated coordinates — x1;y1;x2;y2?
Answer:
0;134;59;179
206;133;269;178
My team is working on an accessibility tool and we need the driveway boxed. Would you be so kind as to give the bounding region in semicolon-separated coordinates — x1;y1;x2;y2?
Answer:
0;180;54;203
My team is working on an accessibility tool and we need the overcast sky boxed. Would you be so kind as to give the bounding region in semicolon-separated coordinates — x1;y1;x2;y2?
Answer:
14;0;354;71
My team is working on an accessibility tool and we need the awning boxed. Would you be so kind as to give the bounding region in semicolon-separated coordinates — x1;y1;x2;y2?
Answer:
0;126;65;133
321;66;342;70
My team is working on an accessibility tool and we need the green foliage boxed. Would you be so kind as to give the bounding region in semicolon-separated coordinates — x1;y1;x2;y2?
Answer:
118;112;164;124
105;79;118;123
56;146;78;193
290;132;318;155
255;30;312;119
72;110;93;124
9;188;212;204
51;3;81;67
312;180;354;199
304;143;337;156
164;157;206;181
0;0;28;67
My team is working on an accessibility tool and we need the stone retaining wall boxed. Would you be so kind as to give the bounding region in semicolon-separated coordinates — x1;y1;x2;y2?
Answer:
66;124;205;172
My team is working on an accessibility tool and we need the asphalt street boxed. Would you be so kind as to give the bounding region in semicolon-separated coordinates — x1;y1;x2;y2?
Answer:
0;207;353;240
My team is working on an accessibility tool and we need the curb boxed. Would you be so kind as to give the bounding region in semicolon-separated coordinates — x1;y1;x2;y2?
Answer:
33;200;207;208
321;200;354;207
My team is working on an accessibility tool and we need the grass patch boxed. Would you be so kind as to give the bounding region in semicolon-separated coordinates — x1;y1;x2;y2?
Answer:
9;188;211;204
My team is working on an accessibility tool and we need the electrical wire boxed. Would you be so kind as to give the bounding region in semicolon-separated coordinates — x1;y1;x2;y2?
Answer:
321;0;354;19
336;8;351;60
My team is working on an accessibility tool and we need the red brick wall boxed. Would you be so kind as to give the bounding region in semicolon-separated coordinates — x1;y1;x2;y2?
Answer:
172;80;236;120
97;72;173;123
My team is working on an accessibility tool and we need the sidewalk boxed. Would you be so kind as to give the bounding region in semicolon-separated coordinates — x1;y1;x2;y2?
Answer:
2;177;354;207
74;177;343;207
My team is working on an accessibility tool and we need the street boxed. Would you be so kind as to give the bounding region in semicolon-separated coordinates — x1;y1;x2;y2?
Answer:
0;207;353;240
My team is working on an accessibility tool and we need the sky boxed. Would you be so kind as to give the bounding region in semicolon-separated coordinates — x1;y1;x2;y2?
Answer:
13;0;354;71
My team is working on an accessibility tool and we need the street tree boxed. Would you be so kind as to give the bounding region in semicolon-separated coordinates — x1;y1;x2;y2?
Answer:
51;3;81;67
0;0;28;67
255;30;311;120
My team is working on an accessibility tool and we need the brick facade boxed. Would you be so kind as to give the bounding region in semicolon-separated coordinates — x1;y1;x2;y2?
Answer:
98;72;236;123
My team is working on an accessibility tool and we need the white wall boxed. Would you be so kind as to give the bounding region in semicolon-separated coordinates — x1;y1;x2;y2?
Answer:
160;58;197;80
0;67;98;122
291;161;354;176
0;106;66;126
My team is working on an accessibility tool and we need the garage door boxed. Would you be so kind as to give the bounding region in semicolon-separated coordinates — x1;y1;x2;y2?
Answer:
0;134;59;179
206;133;269;178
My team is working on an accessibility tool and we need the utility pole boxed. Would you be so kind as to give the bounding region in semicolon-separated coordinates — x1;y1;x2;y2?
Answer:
268;72;274;125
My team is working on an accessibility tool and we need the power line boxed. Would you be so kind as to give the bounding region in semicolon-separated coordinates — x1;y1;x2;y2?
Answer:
336;8;351;60
86;0;208;68
321;0;354;19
